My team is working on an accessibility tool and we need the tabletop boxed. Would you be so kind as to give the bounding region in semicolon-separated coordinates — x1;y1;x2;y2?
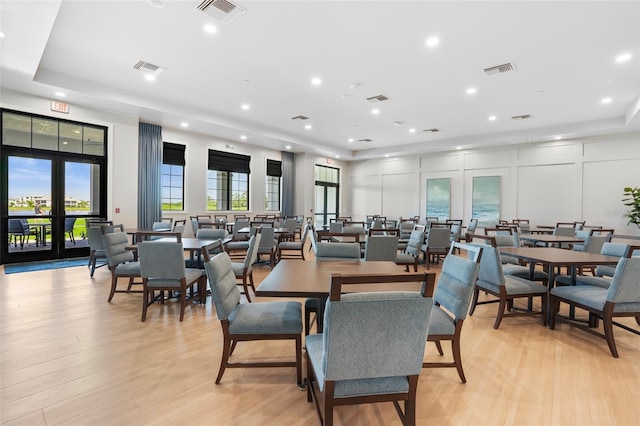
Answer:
256;260;426;298
498;247;621;266
519;235;584;246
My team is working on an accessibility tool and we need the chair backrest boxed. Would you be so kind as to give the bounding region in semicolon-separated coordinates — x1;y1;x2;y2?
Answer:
406;229;426;257
138;241;186;280
196;228;228;239
103;230;135;266
466;219;478;235
580;234;613;254
575;229;594;240
600;242;632;258
300;223;310;244
475;244;505;286
450;224;462;242
8;219;25;233
329;222;343;233
606;257;640;304
283;218;297;232
172;219;187;235
315;242;361;260
135;231;182;243
87;226;107;251
553;224;576;237
364;235;398;261
309;224;319;253
371;218;384;229
64;217;77;232
152;220;171;231
257;226;276;250
201;240;225;262
204;252;241;321
233;218;250;238
243;233;262;269
426;227;451;248
322;273;433;381
434;243;483;320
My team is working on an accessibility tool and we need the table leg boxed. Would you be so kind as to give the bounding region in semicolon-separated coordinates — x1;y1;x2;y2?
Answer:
315;297;326;333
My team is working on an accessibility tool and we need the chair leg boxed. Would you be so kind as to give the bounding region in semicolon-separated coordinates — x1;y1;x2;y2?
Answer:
549;297;559;330
494;297;507;329
324;382;335;426
216;336;231;384
242;275;253;303
295;335;302;387
469;287;480;316
141;286;149;321
248;270;257;293
179;287;187;321
451;337;466;383
434;340;444;356
108;273;118;302
603;310;619;358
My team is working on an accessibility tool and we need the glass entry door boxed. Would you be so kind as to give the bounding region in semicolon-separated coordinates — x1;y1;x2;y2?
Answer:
3;154;105;263
314;165;340;228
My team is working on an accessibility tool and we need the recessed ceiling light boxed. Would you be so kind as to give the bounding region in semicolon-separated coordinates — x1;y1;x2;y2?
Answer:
0;31;5;38
285;145;292;150
305;124;312;130
488;115;497;121
350;83;360;89
335;155;340;159
146;0;164;8
385;154;390;158
425;36;440;47
409;128;416;133
62;141;68;145
456;146;462;150
55;92;66;97
466;87;477;95
554;136;562;140
144;74;156;81
348;138;354;143
74;130;81;134
615;53;631;63
243;79;250;84
393;121;403;127
180;122;188;127
311;77;322;86
204;24;217;34
601;97;612;104
371;108;380;115
241;103;250;110
240;135;247;140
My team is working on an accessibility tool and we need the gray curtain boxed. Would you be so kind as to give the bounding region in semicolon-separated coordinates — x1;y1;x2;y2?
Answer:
281;151;295;217
138;122;163;230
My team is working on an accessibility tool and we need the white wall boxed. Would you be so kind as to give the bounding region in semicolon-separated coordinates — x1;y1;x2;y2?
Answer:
348;134;640;236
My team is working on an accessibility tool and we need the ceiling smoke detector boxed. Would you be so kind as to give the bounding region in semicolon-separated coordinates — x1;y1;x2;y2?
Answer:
366;95;390;103
196;0;245;24
484;62;515;76
291;115;309;120
511;114;532;120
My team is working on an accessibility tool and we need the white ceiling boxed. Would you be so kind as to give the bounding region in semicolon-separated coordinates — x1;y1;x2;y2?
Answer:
1;0;639;160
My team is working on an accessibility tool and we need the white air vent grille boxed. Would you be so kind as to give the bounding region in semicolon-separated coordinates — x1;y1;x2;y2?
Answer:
358;138;373;142
484;62;514;76
511;114;532;120
197;0;245;23
423;128;440;133
291;115;309;120
366;95;390;103
133;60;165;78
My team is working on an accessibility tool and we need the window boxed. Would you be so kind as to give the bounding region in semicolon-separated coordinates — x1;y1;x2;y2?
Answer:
266;159;281;211
162;142;185;211
207;149;250;211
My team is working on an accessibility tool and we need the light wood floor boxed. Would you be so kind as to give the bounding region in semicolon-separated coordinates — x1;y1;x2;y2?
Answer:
1;248;639;426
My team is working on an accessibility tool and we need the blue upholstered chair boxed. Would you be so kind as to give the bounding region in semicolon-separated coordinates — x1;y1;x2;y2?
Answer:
102;225;142;302
422;227;451;269
137;241;206;321
8;219;28;248
550;257;640;358
256;226;277;268
465;218;478;242
424;242;482;383
469;244;548;329
196;227;228;240
364;235;398;261
555;242;632;288
396;228;425;272
277;223;309;261
231;232;262;302
204;252;302;385
87;224;111;277
305;272;434;426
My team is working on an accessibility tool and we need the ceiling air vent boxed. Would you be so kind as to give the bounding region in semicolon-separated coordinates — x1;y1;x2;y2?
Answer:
423;128;440;133
366;95;390;103
197;0;245;24
291;115;309;121
133;60;165;78
511;114;532;120
358;138;373;142
483;62;514;76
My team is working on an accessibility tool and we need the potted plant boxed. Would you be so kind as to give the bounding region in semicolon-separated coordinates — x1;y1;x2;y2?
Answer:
622;187;640;230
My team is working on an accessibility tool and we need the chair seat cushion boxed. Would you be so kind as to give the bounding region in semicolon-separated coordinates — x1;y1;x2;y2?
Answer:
114;261;140;275
306;333;410;397
502;264;548;281
226;241;249;250
428;305;455;336
146;268;203;289
396;252;416;264
596;265;616;277
231;263;245;276
278;241;302;249
229;301;302;334
477;276;547;295
555;275;611;288
551;285;640;313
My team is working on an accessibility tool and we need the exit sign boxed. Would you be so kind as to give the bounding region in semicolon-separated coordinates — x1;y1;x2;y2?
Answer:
51;101;69;114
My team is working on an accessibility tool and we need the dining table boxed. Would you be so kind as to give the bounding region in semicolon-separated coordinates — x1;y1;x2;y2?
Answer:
256;260;435;332
518;234;584;247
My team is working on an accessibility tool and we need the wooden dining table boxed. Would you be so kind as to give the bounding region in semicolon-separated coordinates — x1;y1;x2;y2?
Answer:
518;234;584;247
256;260;435;332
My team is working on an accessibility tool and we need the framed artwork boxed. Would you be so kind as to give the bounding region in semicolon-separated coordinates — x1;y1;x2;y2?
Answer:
472;176;501;227
426;178;450;221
